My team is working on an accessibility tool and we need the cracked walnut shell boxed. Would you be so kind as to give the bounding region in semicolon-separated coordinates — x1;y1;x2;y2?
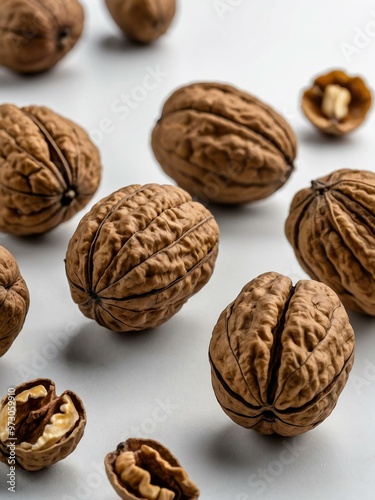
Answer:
151;82;297;204
0;104;101;236
105;0;176;44
209;272;355;436
0;0;84;74
65;184;219;332
105;438;200;499
0;246;29;357
285;169;375;315
0;378;86;471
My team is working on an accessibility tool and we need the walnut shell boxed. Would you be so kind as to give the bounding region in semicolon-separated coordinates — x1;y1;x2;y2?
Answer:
285;168;375;315
105;0;176;44
301;69;372;136
105;438;200;499
0;104;101;236
0;378;86;471
0;246;29;356
209;272;355;436
0;0;84;74
65;183;219;332
151;82;297;204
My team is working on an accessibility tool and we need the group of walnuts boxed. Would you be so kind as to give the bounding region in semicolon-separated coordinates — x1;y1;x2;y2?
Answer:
0;0;374;498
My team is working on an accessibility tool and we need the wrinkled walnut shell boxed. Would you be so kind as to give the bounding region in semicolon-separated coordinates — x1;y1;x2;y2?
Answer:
0;246;29;356
65;183;219;332
0;378;86;471
285;168;375;315
0;104;101;236
0;0;84;74
152;82;297;204
301;69;372;136
209;272;355;436
105;438;200;499
105;0;176;44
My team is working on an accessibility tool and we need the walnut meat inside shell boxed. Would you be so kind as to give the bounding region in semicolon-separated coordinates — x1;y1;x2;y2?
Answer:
65;184;219;332
0;104;101;236
0;0;84;74
209;272;355;436
151;82;297;204
0;246;29;356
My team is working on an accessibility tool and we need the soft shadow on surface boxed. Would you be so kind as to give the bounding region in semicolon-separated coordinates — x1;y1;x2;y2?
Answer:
297;127;356;147
98;34;150;53
0;65;81;91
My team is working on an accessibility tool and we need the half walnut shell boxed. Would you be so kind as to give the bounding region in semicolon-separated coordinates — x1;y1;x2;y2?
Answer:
301;69;372;135
105;438;200;499
0;378;86;471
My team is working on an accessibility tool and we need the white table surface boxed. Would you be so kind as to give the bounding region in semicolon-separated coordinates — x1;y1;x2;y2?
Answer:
1;0;375;498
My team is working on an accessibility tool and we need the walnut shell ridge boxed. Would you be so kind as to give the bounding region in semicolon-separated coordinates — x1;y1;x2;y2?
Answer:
285;168;375;315
0;104;101;236
65;184;220;332
0;0;84;74
0;246;29;356
152;82;297;204
209;272;355;436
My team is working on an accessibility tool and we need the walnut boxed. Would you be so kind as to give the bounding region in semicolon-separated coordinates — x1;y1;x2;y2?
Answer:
209;272;355;436
65;183;219;332
0;104;101;236
0;378;86;471
151;82;297;204
0;0;84;74
0;246;29;356
285;168;375;315
105;438;200;499
301;69;372;136
105;0;176;44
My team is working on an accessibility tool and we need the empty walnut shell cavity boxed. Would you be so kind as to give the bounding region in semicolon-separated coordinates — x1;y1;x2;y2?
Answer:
65;184;219;333
209;272;355;436
0;0;84;74
152;82;297;204
0;378;86;471
0;104;101;236
105;438;200;499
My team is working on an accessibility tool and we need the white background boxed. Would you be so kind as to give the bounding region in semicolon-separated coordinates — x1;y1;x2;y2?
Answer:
1;0;375;498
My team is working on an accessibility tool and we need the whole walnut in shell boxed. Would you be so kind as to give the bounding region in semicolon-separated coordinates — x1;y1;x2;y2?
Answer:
105;0;176;44
209;272;355;436
285;169;375;315
0;0;84;74
0;246;29;356
151;82;297;204
0;378;86;471
65;183;219;332
0;104;101;236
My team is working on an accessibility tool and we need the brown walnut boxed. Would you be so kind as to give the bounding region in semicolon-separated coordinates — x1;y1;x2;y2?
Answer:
209;272;355;436
285;168;375;315
105;438;200;499
65;183;219;332
151;82;297;204
301;69;372;136
0;246;29;356
0;104;101;236
0;378;86;471
0;0;84;74
105;0;176;44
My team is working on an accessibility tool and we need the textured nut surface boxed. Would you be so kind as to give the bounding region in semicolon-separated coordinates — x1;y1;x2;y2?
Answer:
209;272;355;436
301;69;372;136
286;168;375;315
0;378;86;471
151;82;297;204
105;438;200;499
0;104;101;235
105;0;176;44
65;183;219;332
0;0;84;74
0;246;29;356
